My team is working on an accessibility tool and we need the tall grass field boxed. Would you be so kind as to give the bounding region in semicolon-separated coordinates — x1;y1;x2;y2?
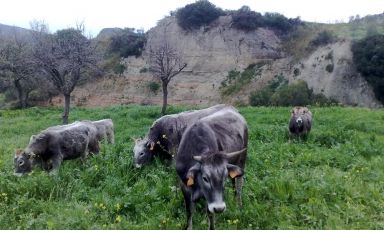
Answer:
0;105;383;229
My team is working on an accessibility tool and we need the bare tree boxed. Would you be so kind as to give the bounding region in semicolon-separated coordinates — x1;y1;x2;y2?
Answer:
0;31;38;108
31;22;98;124
149;40;186;115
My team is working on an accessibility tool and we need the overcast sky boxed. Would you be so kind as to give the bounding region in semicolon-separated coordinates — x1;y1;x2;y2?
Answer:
1;0;383;36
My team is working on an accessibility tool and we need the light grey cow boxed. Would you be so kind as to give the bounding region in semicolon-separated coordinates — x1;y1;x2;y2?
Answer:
14;121;99;176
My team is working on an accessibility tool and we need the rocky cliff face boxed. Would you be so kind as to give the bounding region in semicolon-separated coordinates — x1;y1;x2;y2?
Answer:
67;16;380;108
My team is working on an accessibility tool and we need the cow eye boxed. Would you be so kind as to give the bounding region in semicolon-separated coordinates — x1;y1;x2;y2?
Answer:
202;176;209;183
140;152;145;156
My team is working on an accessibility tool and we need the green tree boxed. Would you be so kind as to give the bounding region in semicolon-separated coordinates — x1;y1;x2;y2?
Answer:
352;34;384;104
231;6;263;31
109;28;146;58
176;0;223;30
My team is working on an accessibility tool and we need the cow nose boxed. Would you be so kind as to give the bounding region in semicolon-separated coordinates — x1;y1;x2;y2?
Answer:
135;164;142;168
208;202;226;213
214;206;226;213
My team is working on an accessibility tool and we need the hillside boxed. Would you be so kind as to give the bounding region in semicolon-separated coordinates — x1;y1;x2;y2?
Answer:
1;13;383;108
62;14;383;108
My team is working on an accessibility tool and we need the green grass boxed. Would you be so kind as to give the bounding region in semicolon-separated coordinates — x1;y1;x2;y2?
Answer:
1;105;384;229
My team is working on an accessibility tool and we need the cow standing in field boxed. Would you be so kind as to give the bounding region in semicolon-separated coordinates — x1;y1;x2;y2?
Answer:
133;104;230;168
14;121;100;176
289;106;313;138
175;107;248;230
91;119;114;144
81;119;115;144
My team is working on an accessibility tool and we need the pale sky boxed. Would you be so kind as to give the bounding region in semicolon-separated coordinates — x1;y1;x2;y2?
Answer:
0;0;383;36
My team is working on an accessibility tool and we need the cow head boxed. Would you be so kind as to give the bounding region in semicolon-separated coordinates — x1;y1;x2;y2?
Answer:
14;149;35;176
185;149;245;213
291;106;308;127
132;137;155;168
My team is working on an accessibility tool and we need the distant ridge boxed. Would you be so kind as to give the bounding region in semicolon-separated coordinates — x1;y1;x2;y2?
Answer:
0;23;31;40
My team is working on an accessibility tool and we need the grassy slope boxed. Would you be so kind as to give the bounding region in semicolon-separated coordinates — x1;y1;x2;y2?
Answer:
0;105;383;229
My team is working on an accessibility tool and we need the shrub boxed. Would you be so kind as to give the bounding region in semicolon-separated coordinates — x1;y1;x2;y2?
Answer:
249;88;273;106
109;28;146;58
231;6;264;31
293;68;300;76
351;34;384;104
325;64;334;73
271;80;312;106
113;63;126;75
148;82;160;94
220;63;262;96
309;30;336;47
176;0;224;31
263;12;302;33
249;79;337;106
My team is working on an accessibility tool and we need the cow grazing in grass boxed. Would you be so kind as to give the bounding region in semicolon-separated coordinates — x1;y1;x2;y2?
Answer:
133;104;230;168
289;106;312;137
175;108;248;230
14;121;99;176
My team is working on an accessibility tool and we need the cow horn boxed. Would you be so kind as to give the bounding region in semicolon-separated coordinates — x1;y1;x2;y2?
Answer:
224;148;247;158
130;136;139;143
193;155;202;162
15;149;23;156
149;142;155;151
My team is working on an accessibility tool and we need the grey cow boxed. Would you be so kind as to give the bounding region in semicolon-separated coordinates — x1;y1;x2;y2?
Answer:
14;121;99;176
88;119;114;144
175;107;248;230
289;106;313;138
133;104;230;168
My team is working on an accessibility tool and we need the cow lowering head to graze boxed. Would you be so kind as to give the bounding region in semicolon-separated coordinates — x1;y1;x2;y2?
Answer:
289;106;313;137
175;108;248;230
133;104;230;168
14;121;99;176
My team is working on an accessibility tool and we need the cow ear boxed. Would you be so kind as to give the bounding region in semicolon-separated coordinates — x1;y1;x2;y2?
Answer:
15;149;23;156
227;164;243;178
186;163;200;187
187;175;194;187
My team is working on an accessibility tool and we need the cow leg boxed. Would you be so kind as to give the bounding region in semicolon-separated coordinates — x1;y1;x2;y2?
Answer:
206;206;216;230
107;131;114;144
235;176;243;207
48;154;63;175
180;182;193;230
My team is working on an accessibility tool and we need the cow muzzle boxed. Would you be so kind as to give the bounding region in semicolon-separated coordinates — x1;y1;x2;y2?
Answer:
135;163;142;169
208;202;226;213
296;117;303;126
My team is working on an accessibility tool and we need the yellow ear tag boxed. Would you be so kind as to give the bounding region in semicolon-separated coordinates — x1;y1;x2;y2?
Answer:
187;176;194;186
229;171;238;179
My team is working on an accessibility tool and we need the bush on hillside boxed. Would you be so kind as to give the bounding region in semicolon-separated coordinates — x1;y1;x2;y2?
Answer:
309;30;336;47
109;28;146;58
231;6;264;31
263;12;302;33
249;80;337;106
176;0;224;31
352;34;384;104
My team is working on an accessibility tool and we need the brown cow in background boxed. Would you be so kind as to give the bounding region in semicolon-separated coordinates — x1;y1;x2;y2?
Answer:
289;106;313;138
